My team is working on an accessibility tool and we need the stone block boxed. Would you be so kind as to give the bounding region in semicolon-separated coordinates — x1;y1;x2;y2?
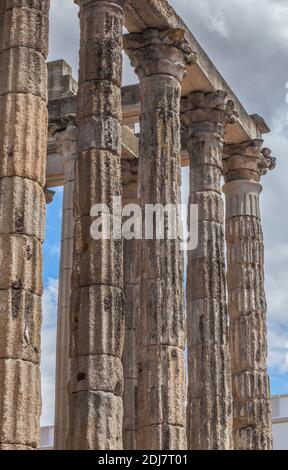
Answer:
0;94;47;185
0;6;48;57
0;47;47;100
0;289;41;363
138;424;186;451
137;345;186;428
138;278;185;349
79;39;122;86
72;216;123;290
0;177;45;241
77;116;122;155
70;354;123;396
70;285;124;358
186;298;229;346
0;234;42;295
78;80;121;120
74;149;122;217
68;391;123;450
0;358;41;448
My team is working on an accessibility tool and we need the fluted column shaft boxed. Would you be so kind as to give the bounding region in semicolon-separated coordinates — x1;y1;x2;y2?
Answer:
121;158;139;450
223;140;275;450
124;29;194;450
181;91;237;450
69;0;124;450
0;1;49;450
54;119;77;450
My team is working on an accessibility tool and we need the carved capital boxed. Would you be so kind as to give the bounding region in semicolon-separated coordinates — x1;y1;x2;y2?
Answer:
259;147;277;176
121;158;138;203
44;187;56;205
223;140;276;182
54;114;78;165
124;28;196;82
181;90;238;136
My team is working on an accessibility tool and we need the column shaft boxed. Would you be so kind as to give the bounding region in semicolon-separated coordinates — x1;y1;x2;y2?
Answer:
0;0;49;450
68;0;124;450
223;141;275;450
54;121;77;450
182;91;237;450
124;28;194;450
122;158;139;450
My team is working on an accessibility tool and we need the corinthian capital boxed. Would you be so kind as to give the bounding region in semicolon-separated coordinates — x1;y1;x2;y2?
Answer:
123;28;196;81
259;147;277;175
181;90;238;132
223;139;276;182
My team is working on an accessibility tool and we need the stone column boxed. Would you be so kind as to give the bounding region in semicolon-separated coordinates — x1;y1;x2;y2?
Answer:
54;117;77;450
0;1;49;450
68;0;124;450
181;91;237;450
121;158;139;450
223;140;276;450
124;29;195;450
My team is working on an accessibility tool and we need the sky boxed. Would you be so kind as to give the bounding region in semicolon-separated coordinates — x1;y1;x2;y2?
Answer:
41;0;288;425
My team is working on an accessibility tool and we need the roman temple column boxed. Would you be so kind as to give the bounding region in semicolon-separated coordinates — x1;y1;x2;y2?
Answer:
0;0;49;450
54;116;77;450
124;28;195;450
121;156;139;450
223;140;276;450
181;91;237;450
68;0;125;450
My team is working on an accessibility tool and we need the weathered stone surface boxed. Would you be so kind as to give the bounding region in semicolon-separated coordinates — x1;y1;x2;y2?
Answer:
0;177;45;241
0;1;49;15
70;355;123;395
78;81;121;120
74;149;122;218
0;359;41;448
70;285;124;358
69;0;124;450
137;345;186;427
77;116;122;154
182;90;237;450
0;6;49;56
0;234;42;294
69;391;123;450
138;424;187;451
0;94;47;186
0;289;41;362
186;298;229;347
223;145;274;450
0;47;47;99
72;217;123;290
124;27;190;450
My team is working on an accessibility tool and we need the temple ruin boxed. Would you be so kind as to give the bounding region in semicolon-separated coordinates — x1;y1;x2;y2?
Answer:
0;0;276;451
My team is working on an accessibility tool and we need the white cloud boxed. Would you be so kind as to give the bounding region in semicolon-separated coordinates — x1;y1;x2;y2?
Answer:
41;279;58;426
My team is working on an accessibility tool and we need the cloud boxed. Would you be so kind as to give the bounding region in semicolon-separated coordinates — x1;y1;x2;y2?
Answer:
41;278;58;426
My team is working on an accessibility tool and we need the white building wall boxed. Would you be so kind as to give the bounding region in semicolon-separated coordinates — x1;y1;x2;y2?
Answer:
271;395;288;450
40;426;54;450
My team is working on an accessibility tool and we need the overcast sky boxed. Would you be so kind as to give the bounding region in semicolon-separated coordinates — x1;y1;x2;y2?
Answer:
41;0;288;425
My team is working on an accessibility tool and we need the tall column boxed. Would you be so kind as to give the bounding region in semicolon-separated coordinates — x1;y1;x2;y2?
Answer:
124;29;195;450
0;1;49;450
122;157;139;450
69;0;125;450
54;117;77;450
223;140;276;450
181;91;237;450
